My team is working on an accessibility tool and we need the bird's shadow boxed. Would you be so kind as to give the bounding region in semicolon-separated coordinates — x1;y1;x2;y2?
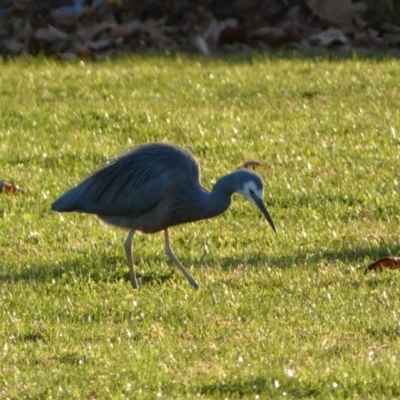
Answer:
198;239;400;272
195;376;269;398
0;253;175;287
2;240;400;286
195;375;325;398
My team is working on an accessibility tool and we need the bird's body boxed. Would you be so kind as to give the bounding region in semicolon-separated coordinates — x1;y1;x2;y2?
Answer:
52;143;276;289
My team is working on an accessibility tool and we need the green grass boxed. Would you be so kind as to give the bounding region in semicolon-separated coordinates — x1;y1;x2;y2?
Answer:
1;52;400;398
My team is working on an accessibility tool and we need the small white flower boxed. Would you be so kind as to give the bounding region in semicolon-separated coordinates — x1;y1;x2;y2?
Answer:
285;368;295;377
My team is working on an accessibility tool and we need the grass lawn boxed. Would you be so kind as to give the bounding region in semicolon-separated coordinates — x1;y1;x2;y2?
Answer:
1;52;400;399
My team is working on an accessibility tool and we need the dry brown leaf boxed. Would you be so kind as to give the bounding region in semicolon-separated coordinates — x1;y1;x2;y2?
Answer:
110;24;137;39
382;33;400;48
111;20;172;50
241;161;267;171
49;10;80;33
203;18;245;46
2;39;25;55
180;6;215;35
124;29;153;51
143;20;173;49
363;257;400;272
110;20;145;39
79;44;92;56
353;31;388;51
191;35;210;55
87;37;124;52
202;19;220;47
0;181;25;195
76;22;113;42
309;28;347;47
307;0;367;21
380;23;400;34
34;24;69;42
218;21;246;45
249;24;301;46
307;0;367;33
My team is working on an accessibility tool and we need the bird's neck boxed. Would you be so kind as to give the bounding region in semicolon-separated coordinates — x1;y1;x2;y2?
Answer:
199;173;236;219
176;172;239;225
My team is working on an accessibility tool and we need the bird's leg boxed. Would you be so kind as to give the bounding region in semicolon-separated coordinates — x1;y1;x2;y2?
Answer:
164;229;199;290
124;229;138;289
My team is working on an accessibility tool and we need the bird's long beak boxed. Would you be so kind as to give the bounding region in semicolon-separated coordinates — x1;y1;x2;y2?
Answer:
252;195;277;233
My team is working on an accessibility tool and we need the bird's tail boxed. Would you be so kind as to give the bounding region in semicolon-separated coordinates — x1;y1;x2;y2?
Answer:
51;188;79;212
51;183;102;214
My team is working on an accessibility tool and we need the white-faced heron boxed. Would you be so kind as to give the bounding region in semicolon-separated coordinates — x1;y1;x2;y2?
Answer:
51;142;276;289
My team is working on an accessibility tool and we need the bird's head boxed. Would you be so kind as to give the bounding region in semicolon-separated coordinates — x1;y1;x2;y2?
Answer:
236;171;277;233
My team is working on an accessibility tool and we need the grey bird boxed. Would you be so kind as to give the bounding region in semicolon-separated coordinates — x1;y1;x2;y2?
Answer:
51;143;276;289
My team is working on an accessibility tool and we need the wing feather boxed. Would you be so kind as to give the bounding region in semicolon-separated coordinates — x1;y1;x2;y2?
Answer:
52;143;201;220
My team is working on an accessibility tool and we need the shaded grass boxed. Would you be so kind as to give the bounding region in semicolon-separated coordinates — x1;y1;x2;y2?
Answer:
1;53;400;398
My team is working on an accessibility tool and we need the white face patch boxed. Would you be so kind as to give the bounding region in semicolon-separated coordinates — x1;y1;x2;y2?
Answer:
238;180;263;203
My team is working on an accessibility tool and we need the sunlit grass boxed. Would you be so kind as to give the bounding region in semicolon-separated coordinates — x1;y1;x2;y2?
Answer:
1;53;400;398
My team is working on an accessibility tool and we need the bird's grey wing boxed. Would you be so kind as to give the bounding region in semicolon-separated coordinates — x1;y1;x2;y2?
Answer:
52;143;201;217
55;171;170;219
97;172;169;218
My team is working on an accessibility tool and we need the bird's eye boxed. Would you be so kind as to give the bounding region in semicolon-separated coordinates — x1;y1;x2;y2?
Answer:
249;189;255;195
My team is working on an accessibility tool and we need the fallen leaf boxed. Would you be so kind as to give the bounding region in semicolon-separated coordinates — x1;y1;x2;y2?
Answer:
353;30;388;51
249;24;302;46
191;35;210;55
309;28;348;47
34;24;69;42
363;257;400;271
218;19;246;44
2;39;25;55
241;160;267;170
307;0;367;33
0;181;25;194
180;6;215;36
382;32;400;49
76;22;113;42
380;22;400;35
